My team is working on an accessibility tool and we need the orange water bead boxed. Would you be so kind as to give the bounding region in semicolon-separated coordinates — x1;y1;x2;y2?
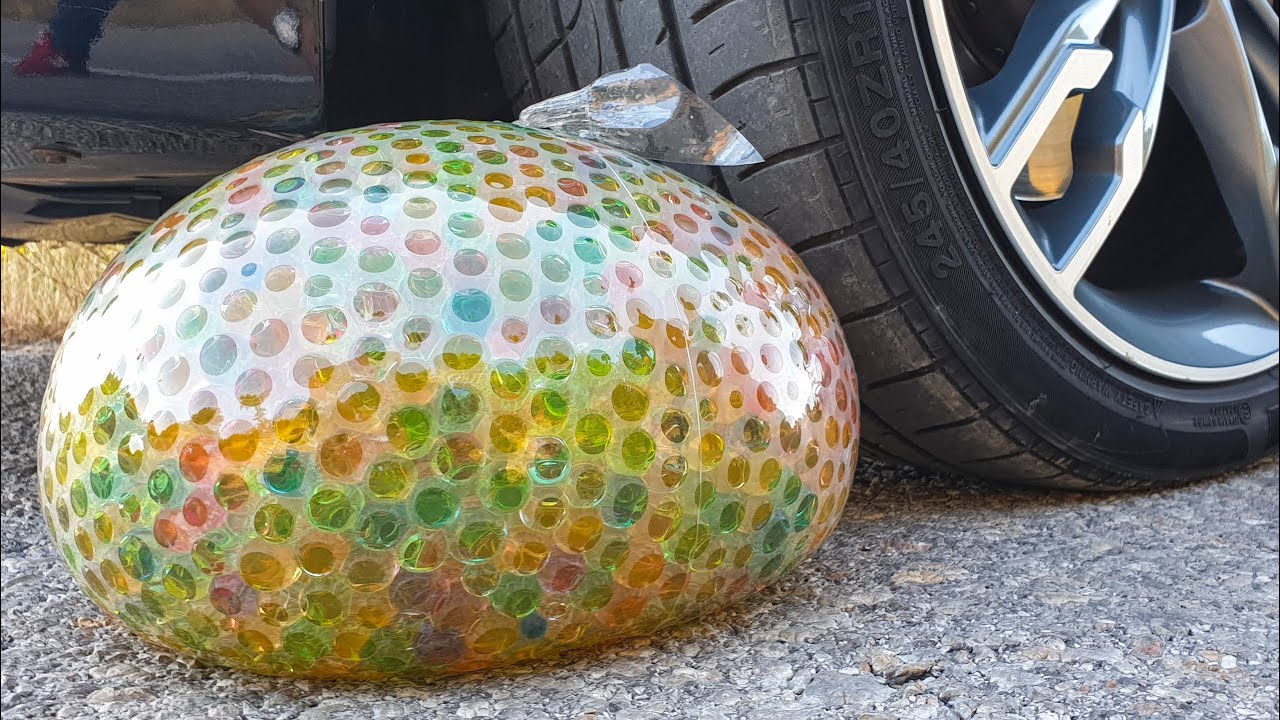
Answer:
147;412;179;451
218;421;260;462
318;433;363;479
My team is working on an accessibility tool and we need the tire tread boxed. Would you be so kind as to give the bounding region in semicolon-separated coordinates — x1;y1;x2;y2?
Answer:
479;0;1218;489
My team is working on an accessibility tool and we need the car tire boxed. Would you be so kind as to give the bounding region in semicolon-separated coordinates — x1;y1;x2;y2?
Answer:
481;0;1279;489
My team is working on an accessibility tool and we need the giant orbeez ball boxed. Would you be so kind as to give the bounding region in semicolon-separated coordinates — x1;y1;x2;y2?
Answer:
37;120;859;678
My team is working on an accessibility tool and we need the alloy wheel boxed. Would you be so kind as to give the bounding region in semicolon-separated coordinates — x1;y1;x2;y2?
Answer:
924;0;1279;382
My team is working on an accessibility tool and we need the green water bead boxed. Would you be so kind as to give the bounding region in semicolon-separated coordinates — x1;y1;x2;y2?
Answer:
621;338;655;376
413;487;459;527
601;198;632;220
457;521;504;563
489;361;529;400
357;248;395;273
442;159;473;176
574;236;606;264
608;482;648;528
670;524;712;564
483;468;530;512
574;570;614;612
148;467;175;503
303;590;345;626
254;504;295;543
575;415;612;455
717;502;745;533
162;564;197;600
490;573;542;618
93;406;115;444
263;451;305;494
762;519;790;554
500;271;532;302
283;625;332;665
794;493;818;530
439;385;481;427
69;479;88;517
118;536;156;580
307;485;360;531
407;269;443;298
694;480;717;510
782;474;803;506
585;349;613;376
404;171;437;189
530;390;569;428
447;212;483;238
359;510;405;549
743;417;771;452
599;539;631;572
541;254;571;282
387;406;432;457
635;194;661;214
192;537;227;575
620;430;656;472
567;204;598;227
366;458;413;498
310;237;346;264
89;456;113;499
536;219;562;241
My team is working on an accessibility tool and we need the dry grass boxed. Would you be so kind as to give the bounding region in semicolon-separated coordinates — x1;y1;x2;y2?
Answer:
0;242;121;346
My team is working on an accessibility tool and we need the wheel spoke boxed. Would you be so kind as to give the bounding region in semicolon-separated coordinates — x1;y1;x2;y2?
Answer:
1029;0;1175;286
1169;0;1280;308
1236;0;1279;136
926;0;1278;380
968;0;1120;189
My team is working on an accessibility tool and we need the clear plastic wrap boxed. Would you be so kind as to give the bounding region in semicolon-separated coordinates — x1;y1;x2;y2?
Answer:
518;64;762;167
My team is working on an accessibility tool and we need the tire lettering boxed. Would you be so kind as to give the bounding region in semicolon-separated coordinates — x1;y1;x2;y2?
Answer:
855;65;894;104
1192;403;1251;428
931;248;962;278
835;1;965;281
901;192;931;223
870;108;900;138
845;27;883;68
913;221;942;248
838;2;873;22
1068;359;1163;418
881;138;910;169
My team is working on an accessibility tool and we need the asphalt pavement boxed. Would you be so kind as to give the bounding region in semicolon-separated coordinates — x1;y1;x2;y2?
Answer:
1;343;1277;720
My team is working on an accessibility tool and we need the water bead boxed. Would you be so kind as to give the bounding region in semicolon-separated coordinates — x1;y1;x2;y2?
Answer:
38;120;858;679
451;290;492;322
357;247;396;273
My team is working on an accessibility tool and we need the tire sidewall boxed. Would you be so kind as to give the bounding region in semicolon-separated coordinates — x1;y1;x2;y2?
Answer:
816;0;1278;483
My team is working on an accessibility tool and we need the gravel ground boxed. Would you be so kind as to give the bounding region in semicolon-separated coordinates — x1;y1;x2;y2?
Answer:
2;343;1277;720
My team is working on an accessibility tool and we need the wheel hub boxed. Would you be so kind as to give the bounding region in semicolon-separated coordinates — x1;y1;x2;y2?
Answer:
925;0;1280;382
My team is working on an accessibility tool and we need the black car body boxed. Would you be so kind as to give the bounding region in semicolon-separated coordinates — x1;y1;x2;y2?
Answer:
1;0;507;242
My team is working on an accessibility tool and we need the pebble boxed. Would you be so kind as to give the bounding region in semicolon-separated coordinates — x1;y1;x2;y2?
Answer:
883;662;936;686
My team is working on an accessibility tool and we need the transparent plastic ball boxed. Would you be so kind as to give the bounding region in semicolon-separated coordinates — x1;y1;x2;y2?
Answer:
37;121;859;678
